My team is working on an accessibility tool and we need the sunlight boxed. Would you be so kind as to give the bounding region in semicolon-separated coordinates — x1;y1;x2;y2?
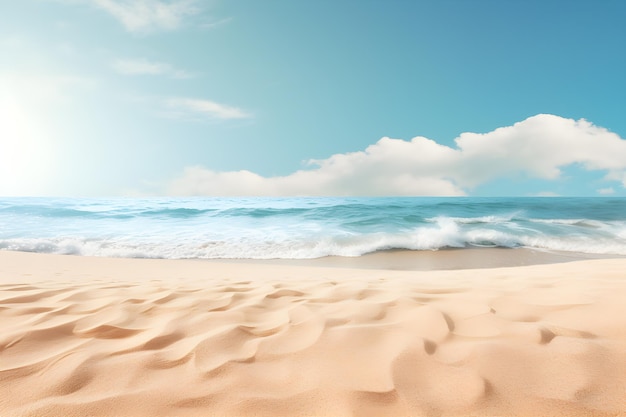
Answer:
0;94;51;195
0;99;29;192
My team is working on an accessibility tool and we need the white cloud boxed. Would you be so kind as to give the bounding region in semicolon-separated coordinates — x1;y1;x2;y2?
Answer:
165;98;251;120
164;114;626;196
112;58;192;78
597;187;615;195
453;115;626;187
201;17;232;29
91;0;198;32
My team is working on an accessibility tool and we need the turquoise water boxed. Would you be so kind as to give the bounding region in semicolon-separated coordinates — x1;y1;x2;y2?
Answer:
1;197;625;259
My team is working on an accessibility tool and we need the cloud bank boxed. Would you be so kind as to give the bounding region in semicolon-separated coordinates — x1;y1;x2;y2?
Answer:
92;0;198;32
166;114;626;196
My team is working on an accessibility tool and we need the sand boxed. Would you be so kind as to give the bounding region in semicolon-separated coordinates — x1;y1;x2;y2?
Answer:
1;251;625;416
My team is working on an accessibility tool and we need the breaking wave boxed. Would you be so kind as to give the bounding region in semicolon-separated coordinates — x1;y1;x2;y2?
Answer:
1;197;626;259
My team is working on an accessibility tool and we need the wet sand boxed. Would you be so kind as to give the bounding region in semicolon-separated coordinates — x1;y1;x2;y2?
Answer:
215;247;623;270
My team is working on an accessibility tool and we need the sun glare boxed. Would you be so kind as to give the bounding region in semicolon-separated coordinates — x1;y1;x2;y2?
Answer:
0;97;50;195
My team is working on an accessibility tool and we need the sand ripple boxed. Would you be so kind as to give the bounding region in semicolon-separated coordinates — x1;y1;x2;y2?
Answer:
1;253;626;416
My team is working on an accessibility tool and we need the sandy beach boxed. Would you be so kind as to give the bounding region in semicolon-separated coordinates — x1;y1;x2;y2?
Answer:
1;250;625;416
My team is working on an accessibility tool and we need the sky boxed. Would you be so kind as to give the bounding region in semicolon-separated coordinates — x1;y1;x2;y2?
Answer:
0;0;625;197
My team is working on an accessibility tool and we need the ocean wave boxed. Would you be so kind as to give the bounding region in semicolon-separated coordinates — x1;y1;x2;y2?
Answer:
425;213;522;225
527;218;606;228
2;197;626;259
3;225;626;259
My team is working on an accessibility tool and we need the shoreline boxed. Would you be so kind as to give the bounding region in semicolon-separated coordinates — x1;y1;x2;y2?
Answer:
2;245;624;275
209;247;626;271
1;251;625;416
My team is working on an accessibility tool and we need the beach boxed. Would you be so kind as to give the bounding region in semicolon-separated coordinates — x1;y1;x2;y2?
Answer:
4;0;626;413
1;250;625;416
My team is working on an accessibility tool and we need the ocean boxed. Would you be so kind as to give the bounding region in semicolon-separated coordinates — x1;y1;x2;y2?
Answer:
1;197;625;260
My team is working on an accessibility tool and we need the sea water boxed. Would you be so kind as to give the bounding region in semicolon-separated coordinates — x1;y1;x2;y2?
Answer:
1;197;625;259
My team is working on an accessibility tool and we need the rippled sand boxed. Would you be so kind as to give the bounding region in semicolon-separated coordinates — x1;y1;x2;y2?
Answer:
1;251;625;416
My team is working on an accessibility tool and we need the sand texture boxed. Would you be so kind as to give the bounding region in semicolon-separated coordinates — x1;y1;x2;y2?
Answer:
1;251;625;416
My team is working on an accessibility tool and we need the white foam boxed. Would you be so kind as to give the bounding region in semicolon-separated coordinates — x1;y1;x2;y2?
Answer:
2;198;626;259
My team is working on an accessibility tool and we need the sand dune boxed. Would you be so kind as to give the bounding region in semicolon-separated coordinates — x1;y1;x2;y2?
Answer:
1;251;625;416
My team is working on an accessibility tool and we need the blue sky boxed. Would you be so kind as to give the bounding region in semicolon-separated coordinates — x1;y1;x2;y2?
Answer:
1;0;625;196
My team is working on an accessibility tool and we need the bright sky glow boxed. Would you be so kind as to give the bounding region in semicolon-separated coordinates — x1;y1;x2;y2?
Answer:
0;0;625;196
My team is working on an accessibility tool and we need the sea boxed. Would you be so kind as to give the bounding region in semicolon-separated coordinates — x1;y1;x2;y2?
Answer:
1;197;625;260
